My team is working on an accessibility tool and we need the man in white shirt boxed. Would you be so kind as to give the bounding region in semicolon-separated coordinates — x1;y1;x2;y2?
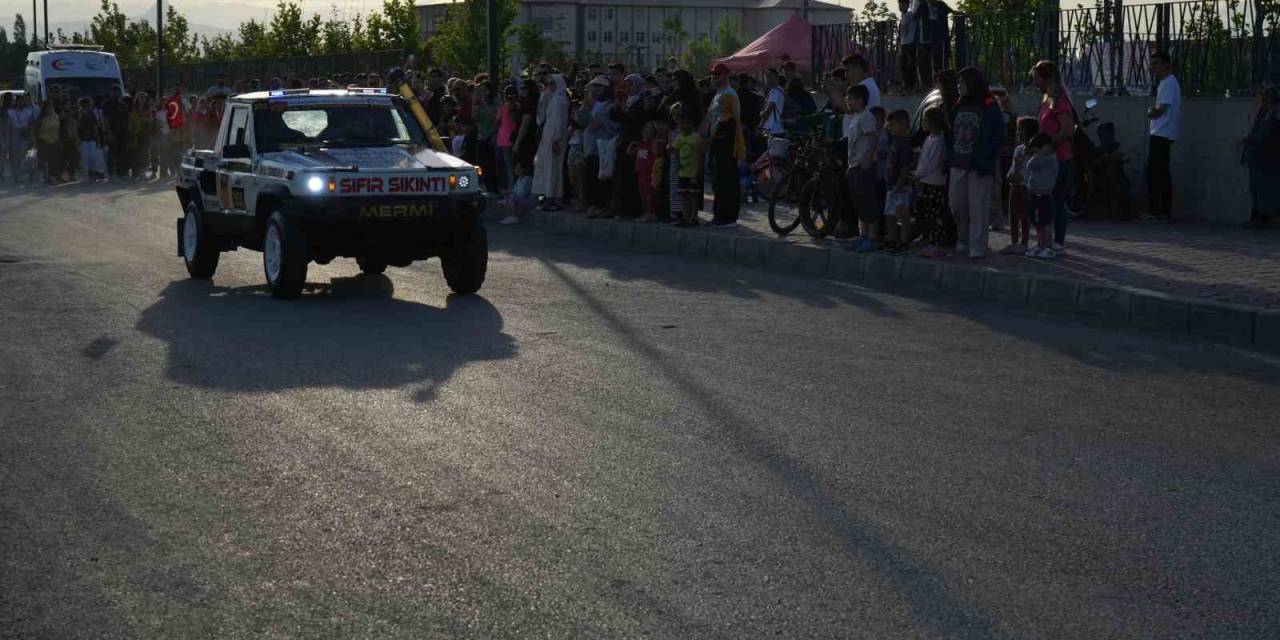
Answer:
6;95;36;182
1145;51;1181;220
761;68;787;136
206;73;233;99
842;54;881;109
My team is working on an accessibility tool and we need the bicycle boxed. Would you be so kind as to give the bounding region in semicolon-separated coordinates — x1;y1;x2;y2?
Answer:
754;132;814;235
796;116;848;239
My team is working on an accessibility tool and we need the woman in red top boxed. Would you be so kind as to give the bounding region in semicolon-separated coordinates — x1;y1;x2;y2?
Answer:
1031;60;1076;253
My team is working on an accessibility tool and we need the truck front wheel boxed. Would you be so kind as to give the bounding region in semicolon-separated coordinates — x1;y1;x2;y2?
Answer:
263;211;308;299
356;256;388;275
440;219;487;295
182;200;220;279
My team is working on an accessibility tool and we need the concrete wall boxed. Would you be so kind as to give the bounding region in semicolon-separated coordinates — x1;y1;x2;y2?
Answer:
878;93;1256;223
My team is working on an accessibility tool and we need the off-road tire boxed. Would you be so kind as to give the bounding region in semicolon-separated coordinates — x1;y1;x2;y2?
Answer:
263;210;308;299
182;200;220;279
440;217;487;295
356;256;388;275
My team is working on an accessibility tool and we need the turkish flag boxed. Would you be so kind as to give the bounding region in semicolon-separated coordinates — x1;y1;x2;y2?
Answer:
165;92;184;130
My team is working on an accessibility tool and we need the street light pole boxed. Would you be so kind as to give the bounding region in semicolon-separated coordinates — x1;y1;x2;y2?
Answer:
31;0;37;47
486;0;499;82
42;0;48;45
156;0;164;96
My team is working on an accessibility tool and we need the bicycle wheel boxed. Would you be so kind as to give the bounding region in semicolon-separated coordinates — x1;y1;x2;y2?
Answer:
753;157;788;202
767;176;803;235
799;173;841;239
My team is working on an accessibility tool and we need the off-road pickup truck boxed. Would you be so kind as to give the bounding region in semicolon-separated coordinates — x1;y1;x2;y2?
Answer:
175;88;487;298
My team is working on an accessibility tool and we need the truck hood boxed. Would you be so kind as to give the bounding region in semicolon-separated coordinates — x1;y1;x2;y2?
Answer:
261;146;471;171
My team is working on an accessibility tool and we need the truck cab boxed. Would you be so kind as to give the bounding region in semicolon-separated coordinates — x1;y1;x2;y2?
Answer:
175;88;488;299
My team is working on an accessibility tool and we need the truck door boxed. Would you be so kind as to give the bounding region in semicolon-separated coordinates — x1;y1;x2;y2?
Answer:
216;105;256;239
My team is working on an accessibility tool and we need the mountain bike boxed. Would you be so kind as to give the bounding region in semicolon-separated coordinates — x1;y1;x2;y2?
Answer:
754;133;815;235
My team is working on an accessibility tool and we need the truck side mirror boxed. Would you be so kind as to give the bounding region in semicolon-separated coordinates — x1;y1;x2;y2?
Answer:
222;143;251;159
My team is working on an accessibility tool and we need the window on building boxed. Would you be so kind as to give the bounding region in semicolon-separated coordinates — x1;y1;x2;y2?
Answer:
604;8;613;19
636;32;645;43
603;31;613;42
587;30;597;42
587;8;596;19
620;31;629;43
652;33;661;43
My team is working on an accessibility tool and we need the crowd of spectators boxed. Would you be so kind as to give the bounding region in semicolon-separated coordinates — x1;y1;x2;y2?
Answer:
2;43;1276;235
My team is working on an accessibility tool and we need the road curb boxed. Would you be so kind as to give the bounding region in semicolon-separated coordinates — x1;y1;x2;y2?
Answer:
519;213;1279;353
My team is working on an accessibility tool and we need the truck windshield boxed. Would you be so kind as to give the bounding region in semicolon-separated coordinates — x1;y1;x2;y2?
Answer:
253;102;429;152
45;77;123;102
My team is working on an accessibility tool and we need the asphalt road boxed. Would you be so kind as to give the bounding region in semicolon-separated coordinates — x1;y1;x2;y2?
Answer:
2;181;1279;639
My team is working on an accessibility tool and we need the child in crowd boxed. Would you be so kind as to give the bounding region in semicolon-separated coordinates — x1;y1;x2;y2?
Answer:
880;109;913;252
650;121;668;220
912;106;950;258
1023;132;1060;259
664;116;684;223
843;84;879;252
633;122;658;222
872;106;889;238
671;111;704;228
76;98;106;182
567;125;586;212
1001;117;1038;255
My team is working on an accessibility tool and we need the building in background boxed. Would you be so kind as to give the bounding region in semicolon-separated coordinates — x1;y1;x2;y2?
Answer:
416;0;851;72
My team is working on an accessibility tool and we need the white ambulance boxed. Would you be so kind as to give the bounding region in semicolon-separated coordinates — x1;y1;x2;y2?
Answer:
24;45;124;105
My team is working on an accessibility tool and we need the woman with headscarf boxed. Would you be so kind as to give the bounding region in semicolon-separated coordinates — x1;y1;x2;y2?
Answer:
1243;84;1280;228
533;74;569;211
577;75;621;218
660;70;705;218
609;73;647;218
1030;60;1076;255
709;89;747;226
947;66;1005;258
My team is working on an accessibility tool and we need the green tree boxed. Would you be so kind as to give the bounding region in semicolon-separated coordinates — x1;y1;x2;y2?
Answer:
714;16;744;56
266;1;321;56
88;0;159;67
380;0;420;53
200;33;238;61
427;0;519;77
13;14;27;46
363;11;392;51
683;36;715;73
661;14;687;57
512;21;544;65
320;7;354;54
859;0;897;21
162;4;200;63
237;18;268;58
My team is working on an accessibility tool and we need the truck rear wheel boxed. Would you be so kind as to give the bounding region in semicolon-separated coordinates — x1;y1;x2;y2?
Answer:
182;200;220;279
440;218;487;295
356;256;388;275
263;210;308;299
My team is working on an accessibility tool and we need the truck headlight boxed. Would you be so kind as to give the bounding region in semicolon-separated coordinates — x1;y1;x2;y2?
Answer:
306;176;325;193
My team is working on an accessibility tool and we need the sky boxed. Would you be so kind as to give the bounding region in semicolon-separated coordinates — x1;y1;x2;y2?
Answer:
0;0;386;37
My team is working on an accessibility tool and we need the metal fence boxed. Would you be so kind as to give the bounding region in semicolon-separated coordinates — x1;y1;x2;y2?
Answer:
813;0;1280;96
122;50;404;96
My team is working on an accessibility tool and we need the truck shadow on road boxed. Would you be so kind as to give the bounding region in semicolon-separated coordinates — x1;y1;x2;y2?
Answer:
134;277;515;399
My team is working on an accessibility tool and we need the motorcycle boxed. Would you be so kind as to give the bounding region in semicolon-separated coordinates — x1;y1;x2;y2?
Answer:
1068;97;1132;219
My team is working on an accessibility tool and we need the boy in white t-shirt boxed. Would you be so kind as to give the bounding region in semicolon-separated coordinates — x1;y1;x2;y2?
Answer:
844;84;880;250
1145;51;1181;220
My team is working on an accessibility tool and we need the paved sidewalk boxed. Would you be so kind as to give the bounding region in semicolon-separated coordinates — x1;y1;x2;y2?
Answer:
684;197;1280;309
518;196;1280;351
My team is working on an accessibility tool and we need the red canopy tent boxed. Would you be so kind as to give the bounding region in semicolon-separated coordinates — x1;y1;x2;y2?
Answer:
712;13;813;74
